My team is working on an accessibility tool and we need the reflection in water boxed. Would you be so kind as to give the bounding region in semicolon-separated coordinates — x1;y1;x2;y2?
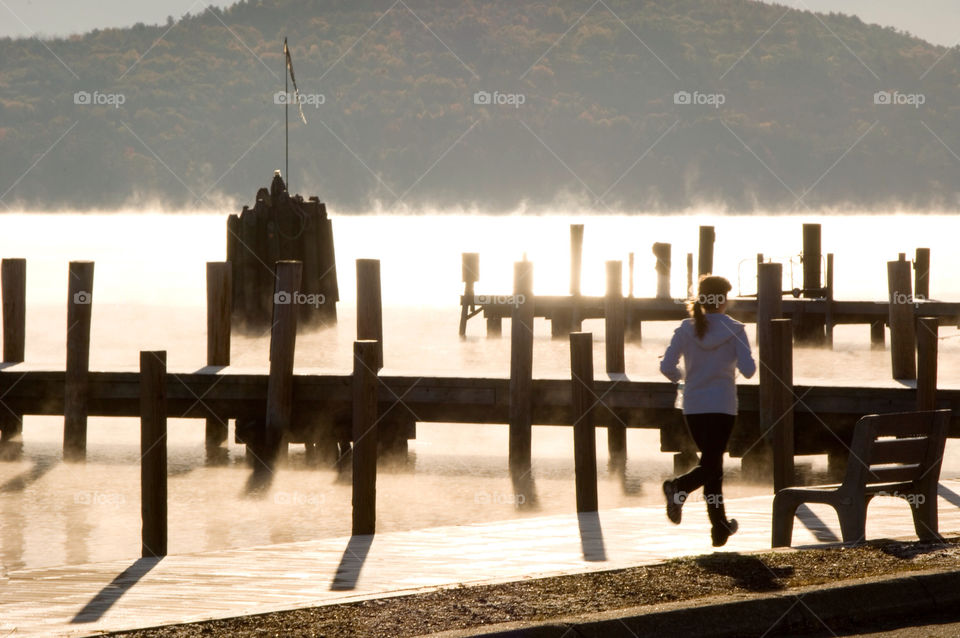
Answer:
1;493;25;572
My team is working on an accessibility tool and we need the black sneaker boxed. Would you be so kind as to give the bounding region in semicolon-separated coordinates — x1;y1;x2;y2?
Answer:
662;480;683;524
711;518;738;547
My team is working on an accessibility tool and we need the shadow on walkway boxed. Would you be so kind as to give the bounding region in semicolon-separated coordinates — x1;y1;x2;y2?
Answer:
71;557;162;624
694;553;793;592
331;534;374;591
796;504;841;543
577;511;607;562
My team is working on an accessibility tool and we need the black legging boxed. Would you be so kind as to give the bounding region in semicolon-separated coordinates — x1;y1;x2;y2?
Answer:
674;413;736;529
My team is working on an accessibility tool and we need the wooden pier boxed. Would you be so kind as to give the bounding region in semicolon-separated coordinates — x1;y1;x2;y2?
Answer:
459;224;960;351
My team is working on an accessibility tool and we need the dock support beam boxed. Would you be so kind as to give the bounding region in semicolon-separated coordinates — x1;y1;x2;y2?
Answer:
744;262;782;478
64;261;93;462
459;252;479;337
262;260;302;470
509;260;534;477
1;258;25;458
352;340;379;536
140;350;167;558
205;262;231;463
917;317;938;411
887;255;916;380
698;226;714;277
797;223;825;344
570;332;597;513
914;248;930;301
767;319;794;493
604;260;626;464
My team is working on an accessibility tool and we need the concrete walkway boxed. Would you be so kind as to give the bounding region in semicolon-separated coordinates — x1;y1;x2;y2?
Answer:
4;480;960;637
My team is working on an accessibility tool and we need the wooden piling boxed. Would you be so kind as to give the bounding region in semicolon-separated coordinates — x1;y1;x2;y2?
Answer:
825;253;835;348
653;242;671;299
570;332;597;513
486;316;502;337
1;259;26;451
205;262;231;455
686;253;693;295
766;319;794;493
356;259;384;371
914;248;930;301
604;260;626;461
797;223;825;344
140;350;167;558
570;225;584;334
628;252;635;298
871;320;886;350
459;253;479;337
698;226;715;276
887;256;916;380
64;261;93;462
605;261;625;370
917;317;938;411
226;214;241;319
265;261;302;463
757;263;783;362
239;208;259;326
2;258;25;363
509;261;534;475
352;339;379;536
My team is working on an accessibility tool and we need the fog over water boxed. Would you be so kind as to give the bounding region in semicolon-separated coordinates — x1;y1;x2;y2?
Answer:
1;212;959;572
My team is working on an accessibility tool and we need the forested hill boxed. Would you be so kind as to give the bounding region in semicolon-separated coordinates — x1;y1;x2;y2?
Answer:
1;0;959;212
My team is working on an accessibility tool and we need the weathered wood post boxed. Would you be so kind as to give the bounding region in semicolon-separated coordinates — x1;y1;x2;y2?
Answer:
887;255;916;380
746;262;783;478
64;261;93;462
352;339;379;536
226;214;241;320
686;253;694;295
870;320;886;350
356;259;384;371
698;226;715;276
563;224;584;336
914;248;930;301
205;262;231;460
264;261;302;465
917;317;938;411
140;350;167;558
1;258;26;453
604;260;626;462
239;208;259;325
767;319;794;493
653;243;671;300
509;260;534;476
570;224;584;298
797;223;825;344
627;252;635;298
570;332;598;513
459;252;479;337
825;253;835;348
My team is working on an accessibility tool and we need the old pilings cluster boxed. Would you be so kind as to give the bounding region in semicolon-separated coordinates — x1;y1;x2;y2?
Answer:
226;172;339;332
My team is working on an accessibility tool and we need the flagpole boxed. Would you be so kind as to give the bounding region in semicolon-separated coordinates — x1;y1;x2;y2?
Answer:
284;37;289;191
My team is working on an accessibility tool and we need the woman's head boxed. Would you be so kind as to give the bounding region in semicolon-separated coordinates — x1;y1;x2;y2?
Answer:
688;275;732;338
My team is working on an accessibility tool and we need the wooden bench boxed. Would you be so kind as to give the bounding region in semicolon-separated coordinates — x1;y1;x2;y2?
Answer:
772;409;951;547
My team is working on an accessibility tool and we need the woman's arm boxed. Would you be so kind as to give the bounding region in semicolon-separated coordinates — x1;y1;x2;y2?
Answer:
734;325;757;379
659;327;684;382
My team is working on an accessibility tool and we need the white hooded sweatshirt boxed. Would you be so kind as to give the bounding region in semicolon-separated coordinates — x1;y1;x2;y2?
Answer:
659;313;756;415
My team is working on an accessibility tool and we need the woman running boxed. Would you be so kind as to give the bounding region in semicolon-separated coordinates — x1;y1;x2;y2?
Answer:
659;275;756;547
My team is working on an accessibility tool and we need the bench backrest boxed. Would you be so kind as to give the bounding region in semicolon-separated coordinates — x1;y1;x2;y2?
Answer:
842;409;951;489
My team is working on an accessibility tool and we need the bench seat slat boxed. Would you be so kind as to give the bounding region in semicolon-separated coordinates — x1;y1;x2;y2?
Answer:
866;464;922;484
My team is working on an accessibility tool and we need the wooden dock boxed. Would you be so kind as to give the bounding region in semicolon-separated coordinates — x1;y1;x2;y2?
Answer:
4;483;960;637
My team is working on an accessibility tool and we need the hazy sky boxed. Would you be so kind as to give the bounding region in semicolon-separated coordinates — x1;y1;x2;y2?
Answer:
0;0;957;47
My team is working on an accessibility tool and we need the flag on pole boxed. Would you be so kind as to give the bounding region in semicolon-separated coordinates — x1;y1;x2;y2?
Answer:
284;38;308;124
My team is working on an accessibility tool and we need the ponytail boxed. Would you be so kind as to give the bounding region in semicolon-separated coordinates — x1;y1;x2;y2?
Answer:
692;300;707;339
687;274;732;340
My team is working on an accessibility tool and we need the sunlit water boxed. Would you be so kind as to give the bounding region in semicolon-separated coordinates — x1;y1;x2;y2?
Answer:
1;212;959;572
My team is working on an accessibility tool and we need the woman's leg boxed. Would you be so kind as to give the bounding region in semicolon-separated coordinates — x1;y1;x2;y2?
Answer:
695;414;736;530
673;413;713;499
